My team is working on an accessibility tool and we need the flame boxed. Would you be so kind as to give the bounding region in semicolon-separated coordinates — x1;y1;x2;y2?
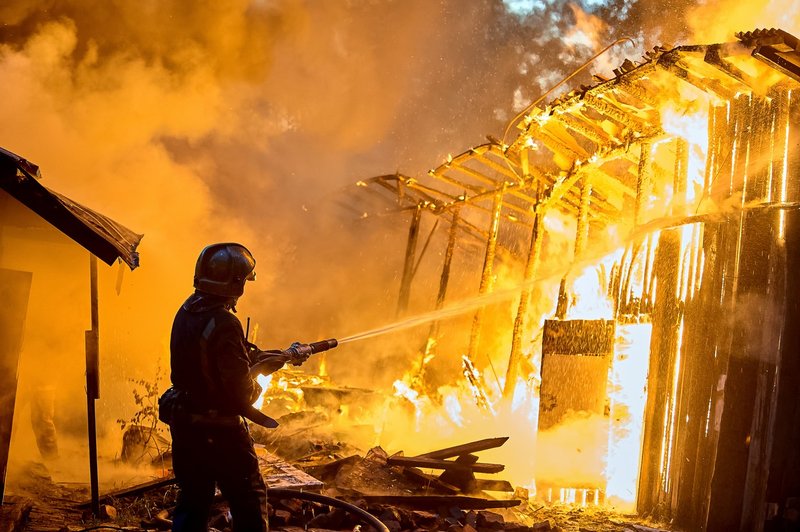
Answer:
462;355;497;415
660;101;710;210
252;374;273;410
443;391;464;427
567;259;618;320
605;323;652;511
392;378;428;429
251;369;325;412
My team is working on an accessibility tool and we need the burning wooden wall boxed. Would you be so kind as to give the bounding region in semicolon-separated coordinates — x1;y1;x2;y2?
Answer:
358;28;800;531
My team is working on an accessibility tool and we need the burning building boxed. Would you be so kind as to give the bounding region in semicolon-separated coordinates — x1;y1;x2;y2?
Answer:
358;29;800;531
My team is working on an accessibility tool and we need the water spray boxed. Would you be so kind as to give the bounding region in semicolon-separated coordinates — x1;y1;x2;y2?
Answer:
335;200;800;347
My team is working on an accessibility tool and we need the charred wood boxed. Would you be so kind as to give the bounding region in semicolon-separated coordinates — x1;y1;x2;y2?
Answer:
359;494;521;510
415;437;509;460
385;456;504;474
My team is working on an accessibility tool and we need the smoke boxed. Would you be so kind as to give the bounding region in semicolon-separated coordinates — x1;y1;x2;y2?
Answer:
1;0;795;490
687;0;800;42
534;411;609;488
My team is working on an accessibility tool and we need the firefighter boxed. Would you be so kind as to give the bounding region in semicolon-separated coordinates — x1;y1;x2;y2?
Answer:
161;243;300;532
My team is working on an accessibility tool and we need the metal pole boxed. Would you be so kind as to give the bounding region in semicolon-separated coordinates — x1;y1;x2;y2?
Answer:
86;254;100;516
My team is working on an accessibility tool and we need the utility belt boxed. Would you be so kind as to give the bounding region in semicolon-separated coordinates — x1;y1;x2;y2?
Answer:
158;386;240;427
158;386;276;429
189;410;243;428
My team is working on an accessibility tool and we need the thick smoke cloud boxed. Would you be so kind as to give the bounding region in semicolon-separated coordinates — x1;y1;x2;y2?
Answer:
0;0;796;479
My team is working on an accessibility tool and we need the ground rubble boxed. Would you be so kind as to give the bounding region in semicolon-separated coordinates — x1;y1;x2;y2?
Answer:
1;431;674;532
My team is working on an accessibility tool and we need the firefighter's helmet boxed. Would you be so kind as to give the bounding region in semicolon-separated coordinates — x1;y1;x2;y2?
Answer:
193;243;256;297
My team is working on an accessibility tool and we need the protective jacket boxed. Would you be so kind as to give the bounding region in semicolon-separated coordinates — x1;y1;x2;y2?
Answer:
170;292;259;415
167;291;268;532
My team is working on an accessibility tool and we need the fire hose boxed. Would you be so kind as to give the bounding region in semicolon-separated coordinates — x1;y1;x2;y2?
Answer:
255;345;390;530
131;487;390;532
268;488;390;532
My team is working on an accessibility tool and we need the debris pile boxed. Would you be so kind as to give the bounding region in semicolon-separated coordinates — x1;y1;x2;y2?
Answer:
1;418;676;532
54;436;546;532
4;435;670;532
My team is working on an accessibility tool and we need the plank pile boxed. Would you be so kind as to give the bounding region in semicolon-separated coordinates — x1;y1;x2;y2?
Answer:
63;437;565;531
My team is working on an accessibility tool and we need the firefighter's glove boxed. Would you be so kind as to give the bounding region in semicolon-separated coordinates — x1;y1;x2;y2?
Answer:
288;342;312;366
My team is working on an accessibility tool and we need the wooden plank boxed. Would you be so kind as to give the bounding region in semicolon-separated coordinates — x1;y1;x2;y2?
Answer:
439;454;480;491
473;479;514;492
256;447;324;492
415;437;509;460
77;476;176;508
636;229;683;514
359;494;521;509
303;455;359;480
386;456;504;474
400;467;460;494
78;450;322;508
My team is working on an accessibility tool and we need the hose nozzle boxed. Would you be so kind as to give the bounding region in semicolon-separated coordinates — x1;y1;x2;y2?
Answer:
308;338;338;354
282;338;339;366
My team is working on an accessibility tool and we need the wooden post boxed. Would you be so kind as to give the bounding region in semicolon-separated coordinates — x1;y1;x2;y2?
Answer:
397;205;422;316
555;179;591;319
635;142;652;226
765;89;800;530
704;93;757;532
435;207;461;311
503;201;543;398
575;179;592;258
86;254;100;516
635;228;682;516
424;207;461;355
688;98;744;528
467;188;504;361
637;132;693;516
684;103;736;526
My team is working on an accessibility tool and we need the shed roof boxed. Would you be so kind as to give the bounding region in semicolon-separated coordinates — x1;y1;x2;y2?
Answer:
0;147;143;269
357;28;800;247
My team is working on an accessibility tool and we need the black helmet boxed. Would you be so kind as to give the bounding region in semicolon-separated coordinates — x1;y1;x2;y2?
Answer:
193;243;256;297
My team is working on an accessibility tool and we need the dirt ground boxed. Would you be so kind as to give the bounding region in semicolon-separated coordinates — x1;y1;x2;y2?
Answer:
0;458;675;532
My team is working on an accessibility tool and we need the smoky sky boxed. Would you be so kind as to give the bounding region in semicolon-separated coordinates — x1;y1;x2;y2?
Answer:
0;0;790;383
